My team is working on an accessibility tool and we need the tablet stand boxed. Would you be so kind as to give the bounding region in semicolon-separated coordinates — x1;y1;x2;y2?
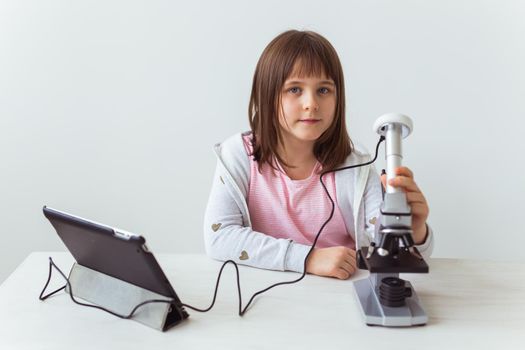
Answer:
66;263;180;331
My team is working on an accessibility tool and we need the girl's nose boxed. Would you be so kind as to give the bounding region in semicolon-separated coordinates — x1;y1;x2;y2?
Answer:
303;93;319;111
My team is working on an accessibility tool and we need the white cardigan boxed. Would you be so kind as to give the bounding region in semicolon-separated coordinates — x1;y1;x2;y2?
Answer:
203;131;434;273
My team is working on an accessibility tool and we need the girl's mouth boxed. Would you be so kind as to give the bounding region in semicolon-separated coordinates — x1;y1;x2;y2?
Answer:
299;119;321;125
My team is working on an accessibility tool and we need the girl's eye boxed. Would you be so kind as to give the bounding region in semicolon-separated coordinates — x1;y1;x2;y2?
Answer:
289;87;301;94
319;87;330;94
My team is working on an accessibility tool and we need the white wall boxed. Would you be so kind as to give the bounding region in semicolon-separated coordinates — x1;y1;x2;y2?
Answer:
1;0;524;284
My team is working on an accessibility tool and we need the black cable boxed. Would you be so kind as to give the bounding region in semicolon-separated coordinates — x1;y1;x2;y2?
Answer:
183;135;385;316
39;257;176;320
380;168;386;200
180;260;243;314
40;136;385;319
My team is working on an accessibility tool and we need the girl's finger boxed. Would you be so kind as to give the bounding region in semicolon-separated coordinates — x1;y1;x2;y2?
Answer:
410;203;428;217
341;259;356;274
344;250;356;263
395;166;414;179
336;268;351;280
388;176;421;192
406;192;427;205
345;248;356;260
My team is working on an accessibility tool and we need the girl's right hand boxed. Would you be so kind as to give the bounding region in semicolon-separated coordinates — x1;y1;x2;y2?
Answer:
305;246;357;280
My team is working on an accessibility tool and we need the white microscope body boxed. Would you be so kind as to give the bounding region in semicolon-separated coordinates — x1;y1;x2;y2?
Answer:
353;113;429;327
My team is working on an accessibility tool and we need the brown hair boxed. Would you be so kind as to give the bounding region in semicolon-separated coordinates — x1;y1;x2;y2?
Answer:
248;29;353;175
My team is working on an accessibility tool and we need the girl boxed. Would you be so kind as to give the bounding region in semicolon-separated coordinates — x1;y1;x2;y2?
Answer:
203;30;433;280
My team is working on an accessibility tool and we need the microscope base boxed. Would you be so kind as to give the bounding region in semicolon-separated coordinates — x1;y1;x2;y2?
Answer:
353;274;427;327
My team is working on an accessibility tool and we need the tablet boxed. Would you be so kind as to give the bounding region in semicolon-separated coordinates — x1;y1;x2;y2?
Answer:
42;206;189;321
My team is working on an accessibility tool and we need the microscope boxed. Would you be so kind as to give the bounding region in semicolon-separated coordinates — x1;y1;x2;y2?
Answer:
353;113;429;327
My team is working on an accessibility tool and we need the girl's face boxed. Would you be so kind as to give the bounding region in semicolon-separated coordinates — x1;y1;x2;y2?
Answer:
278;73;337;144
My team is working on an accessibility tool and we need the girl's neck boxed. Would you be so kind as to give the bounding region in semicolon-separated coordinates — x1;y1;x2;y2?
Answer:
277;133;317;167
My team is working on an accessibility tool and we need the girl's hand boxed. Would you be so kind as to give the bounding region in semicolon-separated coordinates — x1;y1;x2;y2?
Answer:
380;166;429;244
306;246;356;280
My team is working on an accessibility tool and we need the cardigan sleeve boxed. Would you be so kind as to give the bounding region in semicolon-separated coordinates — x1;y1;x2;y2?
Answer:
203;160;312;272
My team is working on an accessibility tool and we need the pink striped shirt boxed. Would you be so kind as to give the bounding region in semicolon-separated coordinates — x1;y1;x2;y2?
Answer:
242;134;355;249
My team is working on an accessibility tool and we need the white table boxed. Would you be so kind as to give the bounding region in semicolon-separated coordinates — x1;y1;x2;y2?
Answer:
0;252;524;349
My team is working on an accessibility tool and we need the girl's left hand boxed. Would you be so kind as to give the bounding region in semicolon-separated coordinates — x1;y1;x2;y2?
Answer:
380;167;429;244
